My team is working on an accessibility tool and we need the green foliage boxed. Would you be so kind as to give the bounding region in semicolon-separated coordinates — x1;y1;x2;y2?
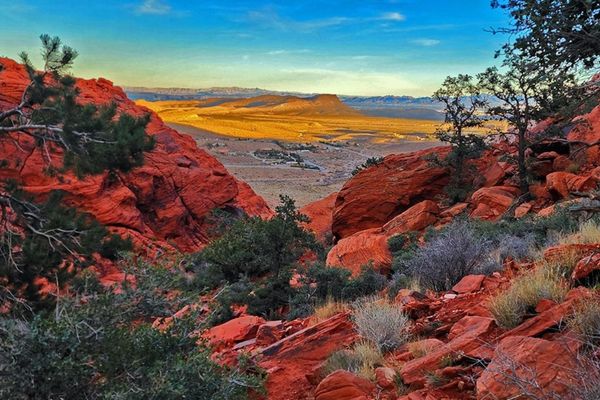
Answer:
289;264;386;319
0;190;132;310
491;0;600;71
2;35;155;176
0;264;264;399
0;35;155;311
193;195;321;288
352;156;384;176
432;74;488;202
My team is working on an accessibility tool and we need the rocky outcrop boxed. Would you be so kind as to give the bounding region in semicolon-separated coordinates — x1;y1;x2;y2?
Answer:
314;370;376;400
300;192;337;242
0;57;271;256
332;147;450;240
476;336;578;399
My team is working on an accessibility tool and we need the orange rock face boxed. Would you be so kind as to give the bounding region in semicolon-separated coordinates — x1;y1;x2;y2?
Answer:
332;147;451;240
314;370;376;400
0;57;271;256
476;336;578;399
300;192;337;242
326;228;391;275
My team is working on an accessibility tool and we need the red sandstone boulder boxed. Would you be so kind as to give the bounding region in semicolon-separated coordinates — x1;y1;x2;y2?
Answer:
546;171;597;199
451;275;485;294
332;147;450;239
300;192;337;242
470;186;519;220
203;315;265;346
481;161;506;187
383;200;440;235
375;367;397;389
568;104;600;165
315;370;376;400
572;252;600;281
0;57;271;257
259;313;356;400
401;316;495;386
476;336;578;399
326;228;391;275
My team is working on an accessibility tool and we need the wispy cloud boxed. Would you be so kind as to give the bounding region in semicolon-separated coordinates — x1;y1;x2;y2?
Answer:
379;12;406;21
267;49;311;55
246;8;351;32
136;0;172;15
412;38;441;46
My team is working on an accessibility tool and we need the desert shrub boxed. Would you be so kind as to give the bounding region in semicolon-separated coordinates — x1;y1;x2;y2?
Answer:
488;267;569;329
352;297;411;352
341;266;387;300
352;156;384;175
558;220;600;246
468;208;581;248
193;195;321;289
405;220;497;291
568;300;600;347
322;341;383;380
322;349;363;375
493;233;536;262
288;264;386;319
0;266;264;399
388;232;420;274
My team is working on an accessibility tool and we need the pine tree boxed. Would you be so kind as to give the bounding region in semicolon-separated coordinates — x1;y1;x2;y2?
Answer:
0;35;154;310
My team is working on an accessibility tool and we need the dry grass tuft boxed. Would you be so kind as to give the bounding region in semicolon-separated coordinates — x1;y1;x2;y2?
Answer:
311;298;349;324
353;297;412;352
558;220;600;246
322;340;383;380
568;300;600;346
488;267;569;329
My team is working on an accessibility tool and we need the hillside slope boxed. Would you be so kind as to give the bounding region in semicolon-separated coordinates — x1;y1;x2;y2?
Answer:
0;57;271;255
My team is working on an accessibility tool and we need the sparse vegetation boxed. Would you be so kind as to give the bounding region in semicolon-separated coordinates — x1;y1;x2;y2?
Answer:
322;340;383;380
0;263;264;400
403;220;497;291
568;300;600;347
312;298;349;324
432;74;488;202
352;157;384;176
352;297;411;352
488;267;569;329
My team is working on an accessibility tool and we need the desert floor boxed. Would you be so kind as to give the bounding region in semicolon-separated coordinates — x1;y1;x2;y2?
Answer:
170;123;443;207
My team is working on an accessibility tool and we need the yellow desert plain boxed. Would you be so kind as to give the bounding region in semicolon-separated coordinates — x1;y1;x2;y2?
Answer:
136;94;443;142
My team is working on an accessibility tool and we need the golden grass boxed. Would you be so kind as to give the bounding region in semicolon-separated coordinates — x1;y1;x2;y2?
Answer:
407;339;439;359
558;220;600;246
488;267;569;329
568;299;600;346
311;298;349;324
139;98;498;143
322;340;383;381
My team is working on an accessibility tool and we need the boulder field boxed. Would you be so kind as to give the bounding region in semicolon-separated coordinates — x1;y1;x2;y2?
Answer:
0;57;271;262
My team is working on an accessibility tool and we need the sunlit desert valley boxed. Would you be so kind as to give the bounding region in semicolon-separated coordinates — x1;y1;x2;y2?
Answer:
1;1;600;400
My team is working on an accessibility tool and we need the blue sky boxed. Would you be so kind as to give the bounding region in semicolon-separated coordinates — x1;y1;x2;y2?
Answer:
0;0;511;96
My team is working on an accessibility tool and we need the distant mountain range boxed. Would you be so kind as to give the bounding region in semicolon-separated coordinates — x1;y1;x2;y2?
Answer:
124;86;447;120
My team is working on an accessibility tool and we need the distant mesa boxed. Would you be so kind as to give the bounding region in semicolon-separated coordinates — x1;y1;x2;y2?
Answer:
126;86;447;120
138;94;362;117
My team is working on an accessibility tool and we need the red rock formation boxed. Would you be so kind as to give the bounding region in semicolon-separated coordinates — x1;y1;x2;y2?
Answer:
332;147;451;240
258;313;356;400
0;57;271;256
326;228;391;275
469;186;519;220
300;192;337;242
314;370;376;400
476;336;578;399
